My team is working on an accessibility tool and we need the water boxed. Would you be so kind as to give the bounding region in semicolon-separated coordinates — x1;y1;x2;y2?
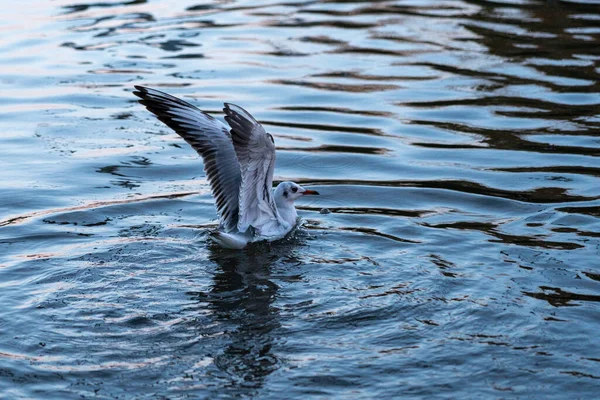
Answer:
1;0;599;398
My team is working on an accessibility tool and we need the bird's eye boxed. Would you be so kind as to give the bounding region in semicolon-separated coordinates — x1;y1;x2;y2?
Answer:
292;187;298;193
283;191;288;197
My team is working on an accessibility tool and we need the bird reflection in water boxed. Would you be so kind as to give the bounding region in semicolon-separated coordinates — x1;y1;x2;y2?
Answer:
188;244;290;392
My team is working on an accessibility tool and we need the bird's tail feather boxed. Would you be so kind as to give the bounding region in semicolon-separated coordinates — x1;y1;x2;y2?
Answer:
210;231;249;249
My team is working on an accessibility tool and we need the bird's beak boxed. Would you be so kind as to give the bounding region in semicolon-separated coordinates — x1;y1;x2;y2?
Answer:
302;189;319;195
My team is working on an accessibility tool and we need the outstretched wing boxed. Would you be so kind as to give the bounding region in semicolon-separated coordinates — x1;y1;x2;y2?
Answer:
133;86;241;233
223;103;288;236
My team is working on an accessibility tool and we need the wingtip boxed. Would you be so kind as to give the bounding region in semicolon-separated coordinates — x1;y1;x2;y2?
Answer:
222;103;234;115
222;103;257;123
223;102;246;113
132;85;147;100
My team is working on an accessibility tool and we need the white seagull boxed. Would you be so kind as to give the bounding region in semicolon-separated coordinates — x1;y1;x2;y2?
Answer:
133;86;319;249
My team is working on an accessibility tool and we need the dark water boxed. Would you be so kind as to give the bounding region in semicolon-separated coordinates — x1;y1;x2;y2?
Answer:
1;0;599;398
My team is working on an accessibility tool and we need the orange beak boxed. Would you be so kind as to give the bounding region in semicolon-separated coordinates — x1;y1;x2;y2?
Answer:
302;189;319;195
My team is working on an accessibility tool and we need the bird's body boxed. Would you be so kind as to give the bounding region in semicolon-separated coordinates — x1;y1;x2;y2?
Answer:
133;86;319;249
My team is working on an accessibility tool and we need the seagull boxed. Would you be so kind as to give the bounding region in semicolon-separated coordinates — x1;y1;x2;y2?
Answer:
133;86;319;249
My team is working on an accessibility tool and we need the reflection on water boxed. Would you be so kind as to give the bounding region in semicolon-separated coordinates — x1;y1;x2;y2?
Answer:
1;0;600;398
191;248;282;392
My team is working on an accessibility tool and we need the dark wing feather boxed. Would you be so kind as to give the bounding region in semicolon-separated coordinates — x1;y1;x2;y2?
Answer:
133;86;241;232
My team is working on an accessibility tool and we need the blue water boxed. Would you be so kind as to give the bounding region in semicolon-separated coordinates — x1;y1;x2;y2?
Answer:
1;0;599;398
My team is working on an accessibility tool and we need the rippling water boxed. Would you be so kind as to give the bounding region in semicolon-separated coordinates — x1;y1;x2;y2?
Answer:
1;0;600;398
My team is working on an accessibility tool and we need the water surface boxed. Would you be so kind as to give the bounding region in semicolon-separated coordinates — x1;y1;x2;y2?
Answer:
1;0;600;398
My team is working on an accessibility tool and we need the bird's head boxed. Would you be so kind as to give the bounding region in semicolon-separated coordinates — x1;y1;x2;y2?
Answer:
274;181;319;204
